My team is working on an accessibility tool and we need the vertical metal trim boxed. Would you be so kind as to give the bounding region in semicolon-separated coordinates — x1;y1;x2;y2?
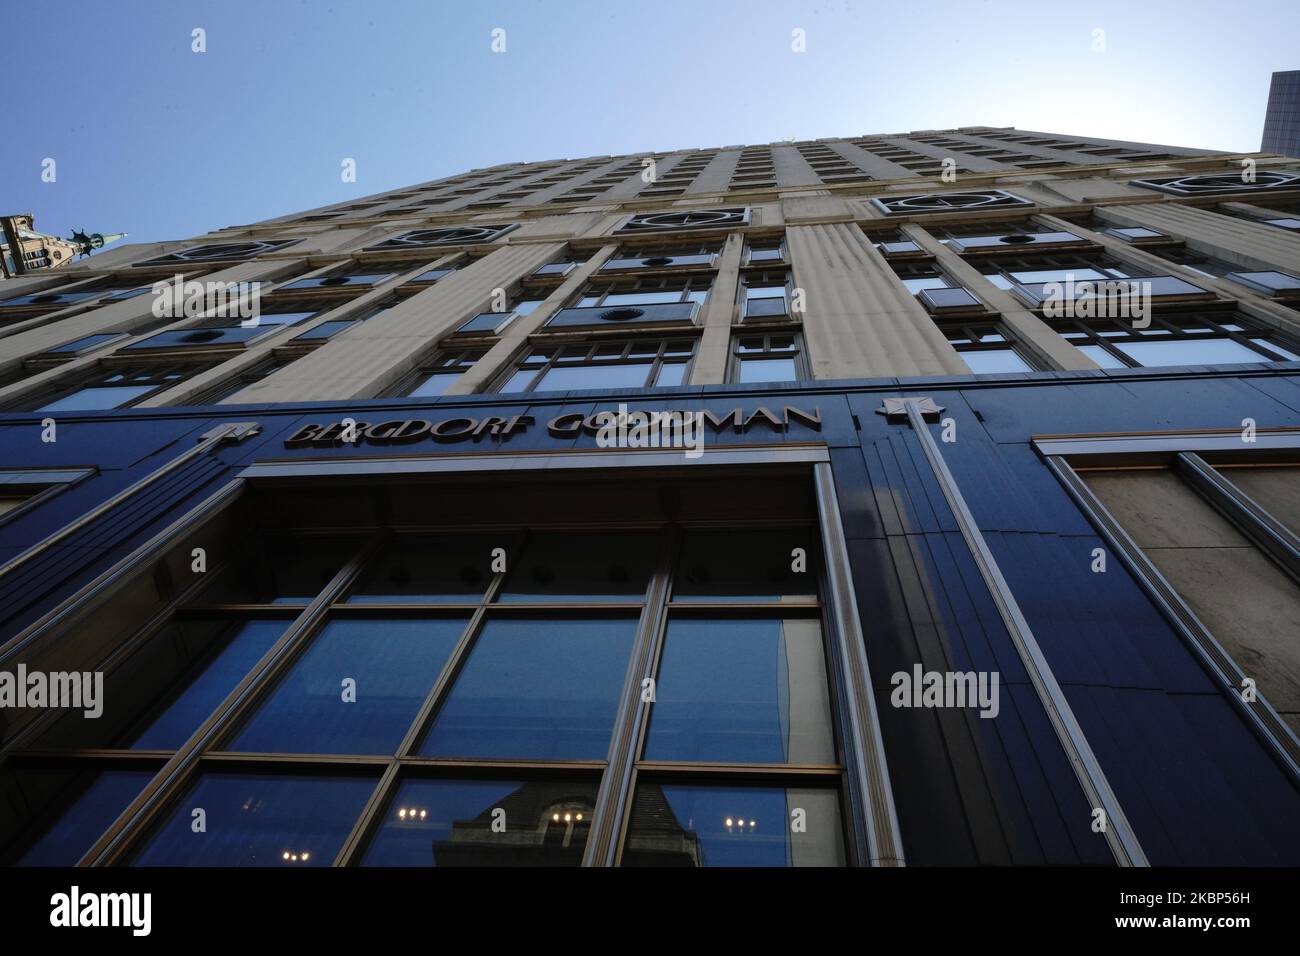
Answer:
813;462;905;866
582;531;677;867
0;421;260;586
1177;453;1300;584
1047;454;1300;780
903;403;1147;866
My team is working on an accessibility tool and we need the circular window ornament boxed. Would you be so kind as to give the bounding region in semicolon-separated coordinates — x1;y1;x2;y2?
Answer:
599;308;646;322
1135;172;1300;195
642;256;674;267
998;234;1036;244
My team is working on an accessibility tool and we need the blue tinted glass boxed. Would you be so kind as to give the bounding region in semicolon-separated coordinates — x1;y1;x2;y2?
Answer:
49;333;122;354
293;319;355;342
229;617;466;755
254;311;315;326
902;277;948;293
622;784;844;867
37;385;156;412
960;349;1031;373
17;769;154;866
131;773;375;866
738;357;796;383
532;363;653;391
408;372;459;397
420;617;636;760
1076;345;1126;369
645;618;835;764
496;369;537;393
362;777;598;866
130;619;287;750
655;361;686;387
1251;338;1300;361
1115;337;1265;367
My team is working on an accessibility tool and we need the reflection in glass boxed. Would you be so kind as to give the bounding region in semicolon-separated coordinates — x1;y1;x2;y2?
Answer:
362;778;598;866
345;537;492;604
532;363;653;391
622;784;844;866
228;617;466;755
131;772;375;866
674;529;818;603
130;618;287;750
737;357;796;383
646;618;835;764
14;769;154;866
420;618;636;760
1115;337;1265;368
499;532;655;603
960;349;1032;374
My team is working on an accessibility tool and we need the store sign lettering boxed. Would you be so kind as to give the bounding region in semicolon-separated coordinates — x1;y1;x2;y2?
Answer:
283;405;822;449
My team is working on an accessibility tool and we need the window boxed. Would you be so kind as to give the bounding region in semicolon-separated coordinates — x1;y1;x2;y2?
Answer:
367;224;517;250
495;338;695;393
0;462;863;867
730;332;804;384
938;321;1035;373
1131;171;1300;196
191;356;294;404
871;189;1033;216
575;276;711;309
617;208;749;234
399;348;486;397
136;239;298;266
1050;311;1299;369
15;362;217;412
742;270;791;320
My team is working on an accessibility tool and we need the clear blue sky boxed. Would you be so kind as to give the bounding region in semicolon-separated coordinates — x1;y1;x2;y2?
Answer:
5;0;1297;247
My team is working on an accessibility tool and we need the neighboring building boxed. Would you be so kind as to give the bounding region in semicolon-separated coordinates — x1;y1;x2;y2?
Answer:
0;215;125;279
1262;70;1300;157
1;126;1300;868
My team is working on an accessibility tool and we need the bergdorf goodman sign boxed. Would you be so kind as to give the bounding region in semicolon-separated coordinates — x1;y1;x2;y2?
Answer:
283;405;822;448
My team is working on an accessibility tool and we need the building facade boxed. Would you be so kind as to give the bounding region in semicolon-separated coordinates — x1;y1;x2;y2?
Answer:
1262;70;1300;158
1;127;1300;867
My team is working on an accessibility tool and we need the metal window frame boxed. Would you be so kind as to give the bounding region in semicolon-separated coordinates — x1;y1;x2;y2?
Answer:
1;445;904;868
492;336;699;395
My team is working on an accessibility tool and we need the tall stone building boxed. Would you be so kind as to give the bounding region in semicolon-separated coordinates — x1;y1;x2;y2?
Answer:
1;126;1299;868
1262;69;1300;158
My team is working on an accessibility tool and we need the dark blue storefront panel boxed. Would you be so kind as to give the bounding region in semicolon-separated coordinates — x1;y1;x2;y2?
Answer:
1;370;1299;865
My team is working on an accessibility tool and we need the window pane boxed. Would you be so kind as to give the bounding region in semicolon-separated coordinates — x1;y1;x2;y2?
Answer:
408;371;460;397
1076;344;1126;369
419;617;637;760
345;536;493;604
1251;338;1300;361
1011;268;1108;283
513;299;544;316
227;617;467;755
960;349;1032;373
655;361;687;387
131;772;375;866
362;777;598;866
499;532;656;603
674;529;818;603
532;363;653;392
1114;337;1267;367
13;768;155;866
37;384;157;412
129;618;288;750
601;290;682;306
738;357;797;383
622;784;844;866
902;277;948;293
646;618;835;764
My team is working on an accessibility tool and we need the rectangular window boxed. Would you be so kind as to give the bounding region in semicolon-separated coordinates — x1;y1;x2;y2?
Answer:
493;338;695;394
1;468;863;868
730;333;804;384
399;348;486;397
15;363;218;412
1051;312;1300;369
